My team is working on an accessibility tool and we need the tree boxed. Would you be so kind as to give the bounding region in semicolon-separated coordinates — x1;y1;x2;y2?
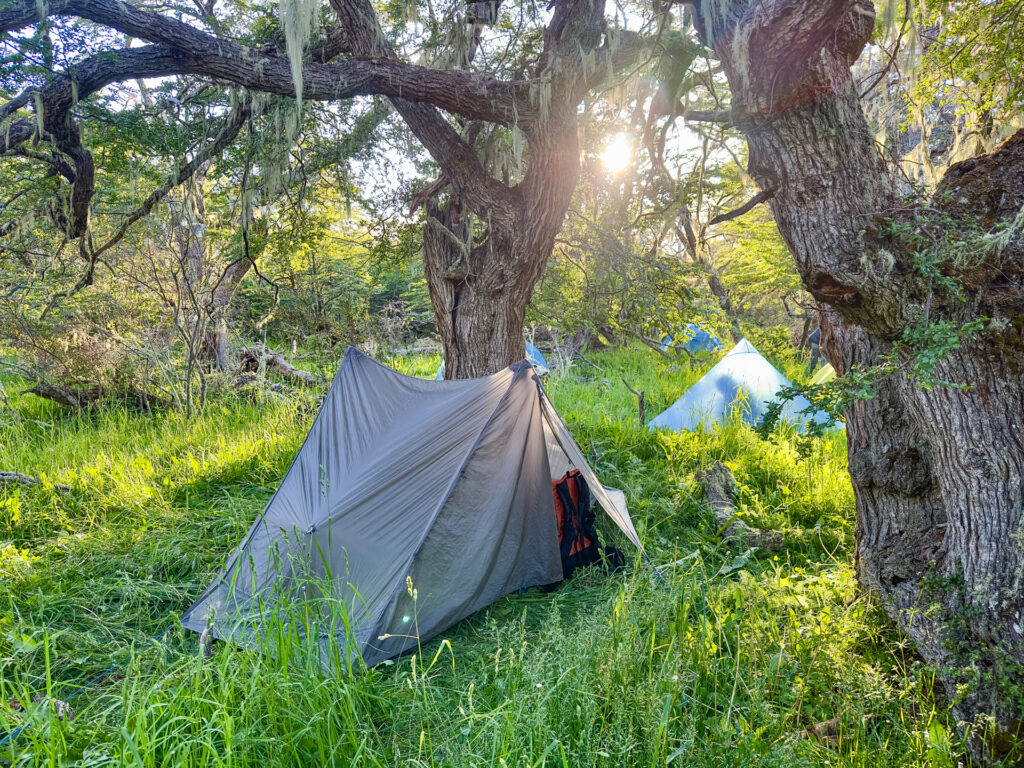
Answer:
0;0;643;379
682;0;1023;760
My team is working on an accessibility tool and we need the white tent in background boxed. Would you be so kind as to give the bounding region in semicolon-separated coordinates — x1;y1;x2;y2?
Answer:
809;363;837;385
648;339;835;431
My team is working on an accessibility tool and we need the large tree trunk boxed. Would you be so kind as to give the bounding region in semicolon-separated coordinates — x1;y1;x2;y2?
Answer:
332;0;607;379
422;112;581;379
689;1;1024;760
422;197;527;378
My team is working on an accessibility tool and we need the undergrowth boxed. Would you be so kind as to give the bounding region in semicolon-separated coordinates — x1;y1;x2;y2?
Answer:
0;345;962;766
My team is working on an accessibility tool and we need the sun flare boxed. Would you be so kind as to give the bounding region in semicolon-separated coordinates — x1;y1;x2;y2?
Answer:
601;132;632;173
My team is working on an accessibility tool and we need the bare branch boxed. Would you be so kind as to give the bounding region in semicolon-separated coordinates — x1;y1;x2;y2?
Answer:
91;98;251;259
683;109;732;124
33;0;535;125
707;187;777;226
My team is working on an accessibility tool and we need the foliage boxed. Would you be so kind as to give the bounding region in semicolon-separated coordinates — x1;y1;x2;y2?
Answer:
528;206;717;344
0;346;964;766
906;0;1024;136
867;0;1024;183
232;199;426;348
715;206;807;329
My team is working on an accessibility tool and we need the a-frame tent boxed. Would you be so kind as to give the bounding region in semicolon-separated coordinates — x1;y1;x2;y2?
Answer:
182;348;640;667
659;323;724;355
648;339;834;431
809;362;837;385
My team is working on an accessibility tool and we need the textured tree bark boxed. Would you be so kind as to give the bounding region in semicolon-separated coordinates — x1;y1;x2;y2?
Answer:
333;0;605;378
428;106;583;377
688;0;1024;760
421;197;527;378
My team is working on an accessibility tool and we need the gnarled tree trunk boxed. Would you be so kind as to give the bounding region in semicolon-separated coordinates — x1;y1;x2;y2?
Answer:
689;0;1024;760
422;196;529;378
421;109;582;378
203;257;252;372
333;0;616;379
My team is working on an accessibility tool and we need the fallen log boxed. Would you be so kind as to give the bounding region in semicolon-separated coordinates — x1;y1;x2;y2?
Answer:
22;380;167;412
0;472;70;493
22;381;101;410
237;344;320;386
390;343;442;356
696;461;784;552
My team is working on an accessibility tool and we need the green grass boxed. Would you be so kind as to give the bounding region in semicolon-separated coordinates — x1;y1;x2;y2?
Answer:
0;345;963;766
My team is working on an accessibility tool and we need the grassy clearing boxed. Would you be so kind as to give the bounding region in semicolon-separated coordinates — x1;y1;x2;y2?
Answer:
1;346;961;766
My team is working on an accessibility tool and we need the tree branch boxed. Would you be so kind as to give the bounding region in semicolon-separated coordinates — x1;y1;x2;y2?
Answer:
697;462;784;552
683;109;732;124
707;187;777;226
329;0;514;219
2;0;537;127
91;97;251;258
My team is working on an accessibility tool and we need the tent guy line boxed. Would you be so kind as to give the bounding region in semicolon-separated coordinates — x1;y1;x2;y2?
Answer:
0;624;176;750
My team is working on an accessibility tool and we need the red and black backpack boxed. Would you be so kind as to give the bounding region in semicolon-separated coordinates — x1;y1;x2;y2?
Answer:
552;470;622;579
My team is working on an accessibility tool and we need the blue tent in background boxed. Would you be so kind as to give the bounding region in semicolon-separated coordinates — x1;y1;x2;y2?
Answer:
648;339;835;431
436;341;550;380
659;323;724;355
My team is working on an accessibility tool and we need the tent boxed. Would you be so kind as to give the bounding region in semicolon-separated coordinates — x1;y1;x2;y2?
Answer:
436;341;549;380
182;347;639;667
809;362;836;386
659;323;724;355
648;339;833;431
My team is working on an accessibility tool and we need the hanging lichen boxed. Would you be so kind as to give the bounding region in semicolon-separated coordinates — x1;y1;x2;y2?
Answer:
981;204;1024;259
280;0;319;111
510;125;525;173
533;74;553;125
32;92;44;138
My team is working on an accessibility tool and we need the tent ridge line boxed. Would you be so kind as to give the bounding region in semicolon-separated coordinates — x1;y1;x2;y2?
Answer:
296;362;523;540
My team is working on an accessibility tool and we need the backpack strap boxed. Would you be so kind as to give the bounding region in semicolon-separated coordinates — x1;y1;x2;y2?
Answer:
552;470;603;579
554;476;580;566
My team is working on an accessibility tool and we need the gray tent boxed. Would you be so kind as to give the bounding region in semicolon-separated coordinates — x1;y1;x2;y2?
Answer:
182;347;640;666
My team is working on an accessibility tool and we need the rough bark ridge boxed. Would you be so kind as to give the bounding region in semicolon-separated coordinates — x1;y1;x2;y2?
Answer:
687;0;1024;760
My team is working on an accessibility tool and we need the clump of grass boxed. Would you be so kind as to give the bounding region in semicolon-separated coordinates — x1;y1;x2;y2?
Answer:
1;345;960;766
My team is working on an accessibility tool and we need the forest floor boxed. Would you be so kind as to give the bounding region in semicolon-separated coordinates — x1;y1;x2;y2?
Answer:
0;345;963;767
